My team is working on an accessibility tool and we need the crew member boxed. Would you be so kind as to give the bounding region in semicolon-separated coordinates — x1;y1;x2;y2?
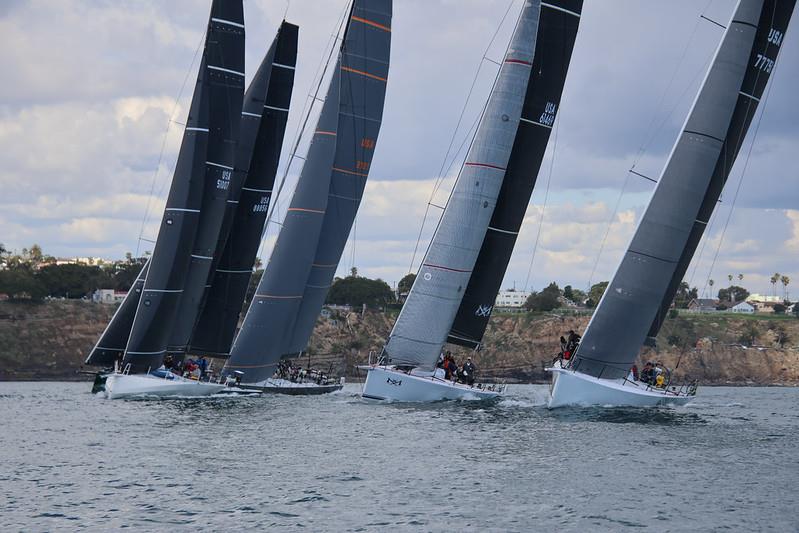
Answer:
461;357;476;386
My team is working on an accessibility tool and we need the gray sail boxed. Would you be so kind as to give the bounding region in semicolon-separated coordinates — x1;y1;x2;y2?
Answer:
284;0;393;355
222;66;341;383
384;1;541;371
123;1;244;372
190;22;298;357
167;6;246;354
573;0;787;379
645;0;795;342
85;261;149;366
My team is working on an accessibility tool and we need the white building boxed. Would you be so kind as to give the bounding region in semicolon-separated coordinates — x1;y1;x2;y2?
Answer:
731;301;755;314
746;293;783;304
494;290;530;309
93;289;127;304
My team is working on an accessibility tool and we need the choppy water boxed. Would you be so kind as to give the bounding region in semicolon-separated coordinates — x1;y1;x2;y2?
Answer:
0;383;797;532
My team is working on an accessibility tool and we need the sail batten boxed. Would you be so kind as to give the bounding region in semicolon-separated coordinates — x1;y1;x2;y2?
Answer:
385;1;543;370
573;0;794;379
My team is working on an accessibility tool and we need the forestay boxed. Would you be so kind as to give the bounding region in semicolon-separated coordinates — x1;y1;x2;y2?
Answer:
385;1;542;371
573;0;792;379
646;0;795;341
190;22;298;357
123;0;244;373
448;0;583;349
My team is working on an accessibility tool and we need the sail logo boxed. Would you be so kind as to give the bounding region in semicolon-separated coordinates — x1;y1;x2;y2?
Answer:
252;195;270;213
475;304;493;318
216;169;231;191
768;28;784;47
754;53;775;73
539;102;557;127
386;378;402;386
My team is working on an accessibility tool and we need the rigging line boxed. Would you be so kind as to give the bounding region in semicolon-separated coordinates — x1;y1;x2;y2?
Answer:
136;29;206;257
524;112;560;293
255;0;351;264
407;0;516;274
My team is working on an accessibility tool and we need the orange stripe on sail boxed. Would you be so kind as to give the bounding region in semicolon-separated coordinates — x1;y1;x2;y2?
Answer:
341;66;387;83
316;130;337;136
332;166;369;177
351;15;391;32
287;207;325;214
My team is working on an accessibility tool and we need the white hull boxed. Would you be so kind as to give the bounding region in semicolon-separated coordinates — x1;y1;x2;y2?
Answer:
362;366;502;402
105;373;225;399
547;362;695;408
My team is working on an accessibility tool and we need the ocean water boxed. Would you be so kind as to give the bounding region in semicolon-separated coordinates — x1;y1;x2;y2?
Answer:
0;383;797;532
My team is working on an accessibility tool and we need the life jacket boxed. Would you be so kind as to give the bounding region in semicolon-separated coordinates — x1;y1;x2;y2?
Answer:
563;350;571;360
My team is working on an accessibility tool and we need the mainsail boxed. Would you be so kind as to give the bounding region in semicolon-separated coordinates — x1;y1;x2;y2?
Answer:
448;0;583;349
224;0;393;383
573;0;795;379
189;22;299;357
122;1;245;372
283;0;393;355
385;1;542;370
646;0;795;342
167;6;246;354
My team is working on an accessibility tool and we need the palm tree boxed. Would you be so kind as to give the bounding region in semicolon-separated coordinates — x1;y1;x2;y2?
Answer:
781;275;790;300
771;273;781;296
708;279;715;298
728;274;733;284
738;273;744;283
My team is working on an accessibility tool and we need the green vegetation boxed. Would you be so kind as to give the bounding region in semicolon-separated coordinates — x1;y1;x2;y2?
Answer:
524;282;561;312
326;272;394;308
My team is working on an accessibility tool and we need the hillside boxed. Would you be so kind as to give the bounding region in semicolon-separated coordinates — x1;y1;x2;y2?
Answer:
1;300;798;385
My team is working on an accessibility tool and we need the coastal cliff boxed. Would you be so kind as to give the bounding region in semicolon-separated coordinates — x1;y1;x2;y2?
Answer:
1;300;798;385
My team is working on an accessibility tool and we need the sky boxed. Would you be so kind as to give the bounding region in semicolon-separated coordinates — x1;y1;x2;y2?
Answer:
1;0;797;300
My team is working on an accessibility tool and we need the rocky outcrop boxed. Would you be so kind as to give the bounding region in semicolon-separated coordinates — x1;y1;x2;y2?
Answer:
1;301;798;385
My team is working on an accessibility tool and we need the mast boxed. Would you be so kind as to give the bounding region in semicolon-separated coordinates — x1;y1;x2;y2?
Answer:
448;0;583;349
646;0;795;342
85;261;149;366
384;1;542;371
222;66;341;383
122;0;245;373
283;0;393;355
167;2;247;355
573;0;794;379
189;22;299;357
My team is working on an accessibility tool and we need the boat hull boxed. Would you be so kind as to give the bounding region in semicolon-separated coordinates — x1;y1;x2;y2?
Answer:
547;364;694;408
239;378;343;395
362;366;502;402
105;373;225;399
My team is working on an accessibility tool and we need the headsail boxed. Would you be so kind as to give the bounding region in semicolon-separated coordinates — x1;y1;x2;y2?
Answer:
384;1;542;371
190;22;299;357
85;261;149;366
573;0;794;379
284;0;393;355
448;0;583;349
223;66;342;382
123;0;245;372
646;0;795;341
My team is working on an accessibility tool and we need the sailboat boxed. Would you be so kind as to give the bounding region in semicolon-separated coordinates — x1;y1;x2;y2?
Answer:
220;0;392;393
361;0;583;402
547;0;795;408
86;0;300;399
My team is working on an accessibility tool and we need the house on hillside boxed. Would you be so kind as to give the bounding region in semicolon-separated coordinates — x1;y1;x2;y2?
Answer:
495;290;530;311
731;301;755;314
687;298;718;313
92;289;127;304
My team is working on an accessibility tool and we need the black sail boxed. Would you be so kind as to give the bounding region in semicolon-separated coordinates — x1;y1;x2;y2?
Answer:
284;0;392;355
85;261;149;366
646;0;795;342
447;0;583;349
123;0;244;372
223;66;342;383
168;4;246;354
190;22;298;357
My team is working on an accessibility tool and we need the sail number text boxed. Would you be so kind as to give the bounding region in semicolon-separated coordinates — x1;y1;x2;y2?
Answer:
539;102;557;127
754;53;775;73
253;195;270;213
216;169;232;191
